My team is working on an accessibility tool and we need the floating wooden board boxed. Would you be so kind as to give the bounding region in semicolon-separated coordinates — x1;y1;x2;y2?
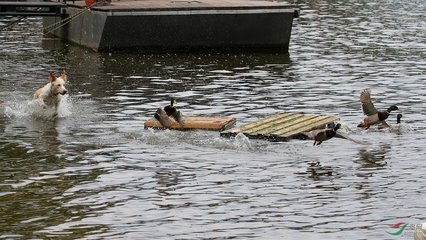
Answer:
144;116;236;131
220;112;339;141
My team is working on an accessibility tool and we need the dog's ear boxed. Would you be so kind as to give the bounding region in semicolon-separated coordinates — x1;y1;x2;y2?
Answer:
48;72;57;82
60;69;67;82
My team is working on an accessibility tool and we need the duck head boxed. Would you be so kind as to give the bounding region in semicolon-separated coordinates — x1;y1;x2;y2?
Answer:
333;123;341;132
387;105;398;113
396;113;403;124
170;98;177;107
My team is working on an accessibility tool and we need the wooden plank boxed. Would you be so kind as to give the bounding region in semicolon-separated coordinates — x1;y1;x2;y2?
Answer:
254;114;318;135
220;112;339;142
274;116;336;136
220;114;293;137
144;116;236;131
239;113;294;131
273;116;337;137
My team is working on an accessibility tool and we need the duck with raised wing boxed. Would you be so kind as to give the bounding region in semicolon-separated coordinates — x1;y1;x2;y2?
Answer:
154;107;174;128
154;98;184;128
164;98;184;127
357;89;398;129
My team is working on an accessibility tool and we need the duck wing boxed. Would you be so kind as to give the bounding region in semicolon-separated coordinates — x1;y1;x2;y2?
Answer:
170;110;184;127
335;132;370;145
360;89;378;116
155;108;174;128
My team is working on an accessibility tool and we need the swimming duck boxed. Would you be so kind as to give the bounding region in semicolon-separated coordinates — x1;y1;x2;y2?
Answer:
154;98;184;128
357;89;398;129
396;113;402;124
307;161;333;176
302;123;341;146
384;113;403;131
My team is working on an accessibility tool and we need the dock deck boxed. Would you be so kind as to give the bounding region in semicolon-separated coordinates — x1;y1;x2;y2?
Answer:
220;113;339;142
69;0;296;11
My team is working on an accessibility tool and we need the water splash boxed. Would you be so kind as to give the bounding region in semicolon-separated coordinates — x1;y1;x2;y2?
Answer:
4;95;72;120
335;120;352;134
232;133;252;150
126;128;261;152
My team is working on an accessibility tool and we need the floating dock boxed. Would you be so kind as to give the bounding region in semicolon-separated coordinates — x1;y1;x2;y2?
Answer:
144;116;236;131
43;0;299;52
220;113;339;141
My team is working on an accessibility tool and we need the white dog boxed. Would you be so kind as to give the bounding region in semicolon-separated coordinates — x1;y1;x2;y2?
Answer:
33;70;68;118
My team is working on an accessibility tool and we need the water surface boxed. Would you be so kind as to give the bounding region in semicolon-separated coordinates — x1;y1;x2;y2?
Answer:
0;0;425;239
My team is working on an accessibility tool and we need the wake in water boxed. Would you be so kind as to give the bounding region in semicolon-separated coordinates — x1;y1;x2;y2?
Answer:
3;95;73;120
126;128;265;152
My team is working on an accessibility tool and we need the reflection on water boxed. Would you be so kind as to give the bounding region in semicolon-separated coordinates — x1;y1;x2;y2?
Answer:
357;144;391;169
1;0;426;239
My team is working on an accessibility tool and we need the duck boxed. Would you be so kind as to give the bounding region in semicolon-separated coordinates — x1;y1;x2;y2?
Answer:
154;98;184;128
384;113;403;132
396;113;402;124
307;161;333;176
357;89;398;129
154;107;174;128
302;123;341;146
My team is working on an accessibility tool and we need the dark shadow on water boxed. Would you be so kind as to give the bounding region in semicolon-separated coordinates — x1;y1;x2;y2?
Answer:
353;144;392;200
41;38;292;69
40;43;295;104
355;144;391;171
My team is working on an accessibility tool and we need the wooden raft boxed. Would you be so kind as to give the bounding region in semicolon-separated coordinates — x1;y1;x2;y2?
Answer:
220;112;339;141
144;116;236;131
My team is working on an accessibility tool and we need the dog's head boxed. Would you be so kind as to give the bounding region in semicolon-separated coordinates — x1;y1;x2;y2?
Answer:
49;70;68;95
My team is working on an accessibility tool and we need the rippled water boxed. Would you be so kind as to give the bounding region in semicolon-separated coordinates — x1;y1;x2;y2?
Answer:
1;0;425;239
